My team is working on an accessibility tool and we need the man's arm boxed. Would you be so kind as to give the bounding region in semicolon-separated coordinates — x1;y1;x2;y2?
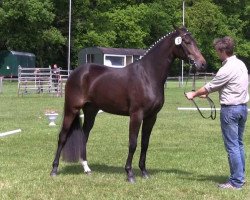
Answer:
185;86;209;100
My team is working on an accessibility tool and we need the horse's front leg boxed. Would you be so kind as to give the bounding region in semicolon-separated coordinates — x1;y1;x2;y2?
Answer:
125;111;143;183
139;114;157;179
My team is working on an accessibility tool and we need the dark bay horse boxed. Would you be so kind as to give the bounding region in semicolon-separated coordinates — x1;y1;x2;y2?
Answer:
50;26;206;183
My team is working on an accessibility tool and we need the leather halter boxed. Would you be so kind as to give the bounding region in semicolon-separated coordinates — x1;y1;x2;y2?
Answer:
176;32;197;70
177;32;216;119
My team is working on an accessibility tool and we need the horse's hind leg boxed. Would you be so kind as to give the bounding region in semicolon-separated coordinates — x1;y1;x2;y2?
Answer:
139;114;157;179
80;103;99;174
50;111;76;176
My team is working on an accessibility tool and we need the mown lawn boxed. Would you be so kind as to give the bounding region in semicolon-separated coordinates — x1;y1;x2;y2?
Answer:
0;80;250;200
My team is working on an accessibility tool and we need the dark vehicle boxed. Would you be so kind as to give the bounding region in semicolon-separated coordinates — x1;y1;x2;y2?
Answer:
0;50;35;77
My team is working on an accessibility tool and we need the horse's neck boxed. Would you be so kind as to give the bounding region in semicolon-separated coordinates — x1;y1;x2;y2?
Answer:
141;37;176;85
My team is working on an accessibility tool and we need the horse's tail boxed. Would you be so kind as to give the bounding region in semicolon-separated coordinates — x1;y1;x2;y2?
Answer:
62;113;83;162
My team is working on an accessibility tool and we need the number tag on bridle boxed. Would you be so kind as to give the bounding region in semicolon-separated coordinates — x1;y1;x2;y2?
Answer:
175;37;182;45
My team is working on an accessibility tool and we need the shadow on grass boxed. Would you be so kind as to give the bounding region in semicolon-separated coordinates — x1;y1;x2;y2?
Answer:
181;174;228;183
59;163;227;183
59;163;193;177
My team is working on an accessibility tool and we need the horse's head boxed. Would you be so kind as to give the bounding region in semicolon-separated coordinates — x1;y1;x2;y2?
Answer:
173;26;207;72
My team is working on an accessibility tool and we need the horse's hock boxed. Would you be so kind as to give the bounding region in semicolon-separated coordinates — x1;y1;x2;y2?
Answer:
18;67;68;97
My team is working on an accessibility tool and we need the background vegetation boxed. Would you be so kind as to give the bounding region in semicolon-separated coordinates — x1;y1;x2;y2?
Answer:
0;0;249;74
1;81;250;199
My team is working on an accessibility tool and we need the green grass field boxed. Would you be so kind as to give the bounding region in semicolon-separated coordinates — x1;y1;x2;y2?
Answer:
0;81;250;200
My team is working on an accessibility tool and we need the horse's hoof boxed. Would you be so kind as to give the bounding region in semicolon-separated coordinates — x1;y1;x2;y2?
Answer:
50;167;58;177
141;172;150;179
142;174;150;179
85;171;92;175
127;176;136;184
50;171;57;177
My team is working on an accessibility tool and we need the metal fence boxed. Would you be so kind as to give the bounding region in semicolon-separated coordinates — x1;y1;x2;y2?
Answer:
0;76;3;93
166;73;216;88
18;67;69;97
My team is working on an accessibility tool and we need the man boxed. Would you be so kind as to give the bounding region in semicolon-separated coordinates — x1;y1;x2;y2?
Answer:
52;64;60;92
186;36;249;190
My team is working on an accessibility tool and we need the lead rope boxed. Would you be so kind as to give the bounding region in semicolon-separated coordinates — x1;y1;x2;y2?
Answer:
184;68;216;120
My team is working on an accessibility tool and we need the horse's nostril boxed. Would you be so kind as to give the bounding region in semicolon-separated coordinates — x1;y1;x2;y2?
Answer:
201;63;207;71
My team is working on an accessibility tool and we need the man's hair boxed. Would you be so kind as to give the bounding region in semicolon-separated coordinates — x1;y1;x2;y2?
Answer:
213;36;235;56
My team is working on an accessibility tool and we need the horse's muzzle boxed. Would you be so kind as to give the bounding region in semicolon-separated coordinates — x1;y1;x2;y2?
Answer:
193;60;207;72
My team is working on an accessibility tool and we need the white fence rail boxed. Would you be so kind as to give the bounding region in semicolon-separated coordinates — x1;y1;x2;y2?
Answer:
18;67;69;97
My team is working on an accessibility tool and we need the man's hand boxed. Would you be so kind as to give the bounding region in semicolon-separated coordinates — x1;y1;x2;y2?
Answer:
199;94;208;98
185;87;209;100
185;92;196;100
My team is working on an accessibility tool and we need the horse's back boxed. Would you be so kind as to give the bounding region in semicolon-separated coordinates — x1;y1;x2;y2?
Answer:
66;63;112;90
65;64;131;114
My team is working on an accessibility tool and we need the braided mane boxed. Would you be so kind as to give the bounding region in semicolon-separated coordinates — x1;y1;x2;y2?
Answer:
140;28;190;59
140;31;176;59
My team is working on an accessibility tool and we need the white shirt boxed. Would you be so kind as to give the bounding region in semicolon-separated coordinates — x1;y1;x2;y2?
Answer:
204;55;249;105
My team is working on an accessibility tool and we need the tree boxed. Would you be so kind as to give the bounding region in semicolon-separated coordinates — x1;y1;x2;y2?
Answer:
212;0;250;67
185;0;232;71
0;0;65;67
179;0;250;72
0;0;248;72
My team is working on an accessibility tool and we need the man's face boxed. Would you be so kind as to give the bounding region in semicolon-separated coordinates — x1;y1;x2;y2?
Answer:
215;49;227;62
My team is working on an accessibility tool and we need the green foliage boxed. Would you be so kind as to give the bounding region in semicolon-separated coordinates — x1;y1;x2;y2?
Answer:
0;0;66;67
185;1;230;71
210;0;250;69
0;0;249;73
106;4;150;48
144;0;181;45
